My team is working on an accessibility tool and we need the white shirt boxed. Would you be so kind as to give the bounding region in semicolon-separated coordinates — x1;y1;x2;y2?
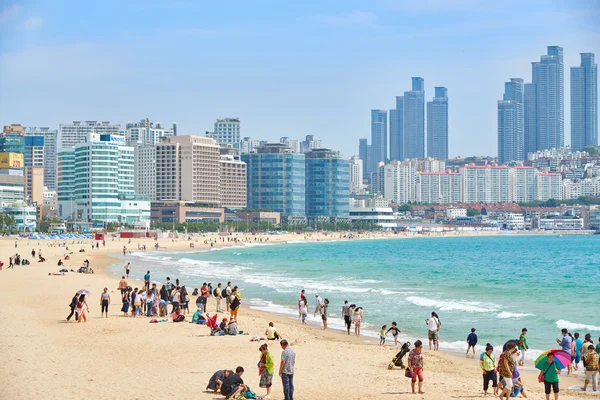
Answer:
316;296;323;307
427;317;440;331
173;292;181;302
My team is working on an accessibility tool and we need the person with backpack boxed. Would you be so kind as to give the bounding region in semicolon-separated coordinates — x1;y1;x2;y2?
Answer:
214;283;223;312
66;293;79;321
467;328;478;357
480;343;498;396
230;287;241;320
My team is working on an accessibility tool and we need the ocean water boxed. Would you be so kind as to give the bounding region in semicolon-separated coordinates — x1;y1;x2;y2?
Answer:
110;235;600;359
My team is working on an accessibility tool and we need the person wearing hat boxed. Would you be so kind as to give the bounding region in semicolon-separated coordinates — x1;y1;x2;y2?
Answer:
228;318;239;335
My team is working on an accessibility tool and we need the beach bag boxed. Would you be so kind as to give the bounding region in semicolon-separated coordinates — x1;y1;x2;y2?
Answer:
243;386;257;399
405;368;413;378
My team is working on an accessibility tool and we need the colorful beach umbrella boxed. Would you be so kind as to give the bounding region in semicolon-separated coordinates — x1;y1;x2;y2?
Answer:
76;289;91;295
534;349;571;370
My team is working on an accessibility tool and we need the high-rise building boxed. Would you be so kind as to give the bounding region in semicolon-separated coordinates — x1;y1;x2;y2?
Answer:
383;160;417;204
305;149;350;222
240;137;263;154
57;135;149;222
23;136;45;213
279;137;301;153
349;156;364;194
25;127;58;191
241;144;306;221
524;83;537;156
214;118;241;150
390;96;404;161
0;133;24;154
528;46;564;152
536;171;562;201
155;136;221;205
59;121;121;149
416;172;462;204
134;145;157;201
0;153;25;206
219;154;247;208
404;77;425;159
125;118;175;147
427;87;449;160
358;138;370;179
570;53;598;151
511;166;537;202
301;135;322;153
370;110;388;173
498;78;524;163
461;164;511;203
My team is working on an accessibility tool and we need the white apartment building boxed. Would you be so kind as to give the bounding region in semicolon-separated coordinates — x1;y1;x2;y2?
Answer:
125;118;174;146
446;208;467;219
214;118;241;150
383;160;417;204
511;166;537;202
536;171;563;201
562;177;600;200
279;137;301;153
461;164;511;203
59;121;121;149
219;154;246;208
416;172;462;203
349;156;364;194
135;145;156;201
240;137;263;154
301;135;322;153
420;158;446;172
500;213;525;230
155;136;221;205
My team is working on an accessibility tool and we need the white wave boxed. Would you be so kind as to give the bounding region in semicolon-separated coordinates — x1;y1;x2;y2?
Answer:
496;312;533;319
556;320;600;331
406;296;500;313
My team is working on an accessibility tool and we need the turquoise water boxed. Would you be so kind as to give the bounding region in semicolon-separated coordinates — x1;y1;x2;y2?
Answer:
111;235;600;358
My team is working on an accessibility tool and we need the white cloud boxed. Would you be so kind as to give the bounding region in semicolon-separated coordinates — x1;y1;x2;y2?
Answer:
318;11;378;28
23;16;43;30
0;4;21;22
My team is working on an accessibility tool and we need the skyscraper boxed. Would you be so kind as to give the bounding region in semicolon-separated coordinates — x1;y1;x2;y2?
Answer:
529;46;564;152
349;155;364;194
23;136;45;210
370;110;387;173
25;127;58;191
570;53;598;151
358;138;370;179
389;96;404;161
498;78;524;164
305;149;350;222
523;83;537;156
403;77;425;159
427;87;448;160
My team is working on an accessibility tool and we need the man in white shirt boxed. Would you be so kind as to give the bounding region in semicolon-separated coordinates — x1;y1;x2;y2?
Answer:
425;312;441;350
314;294;324;317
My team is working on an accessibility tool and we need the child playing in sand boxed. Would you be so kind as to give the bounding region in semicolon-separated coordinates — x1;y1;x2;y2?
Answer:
380;325;387;345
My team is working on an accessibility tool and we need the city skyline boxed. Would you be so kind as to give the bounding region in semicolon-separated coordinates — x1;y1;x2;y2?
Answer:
1;1;599;158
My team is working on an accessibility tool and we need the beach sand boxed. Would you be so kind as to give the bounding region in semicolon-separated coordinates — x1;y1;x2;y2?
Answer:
0;233;591;400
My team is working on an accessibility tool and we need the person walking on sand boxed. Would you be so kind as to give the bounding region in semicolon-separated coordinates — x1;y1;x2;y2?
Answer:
279;339;295;400
538;352;562;400
230;287;241;320
225;281;232;312
259;343;275;399
66;293;79;321
480;343;498;397
582;344;598;392
425;312;441;351
556;328;573;376
354;307;363;337
518;328;528;366
121;289;130;316
100;288;110;318
299;295;307;324
467;328;478;357
387;322;401;346
124;262;131;278
499;342;517;400
408;340;425;394
118;276;128;295
380;325;387;345
77;294;89;323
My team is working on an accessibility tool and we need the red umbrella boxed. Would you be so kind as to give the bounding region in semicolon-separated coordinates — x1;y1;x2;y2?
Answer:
206;314;218;329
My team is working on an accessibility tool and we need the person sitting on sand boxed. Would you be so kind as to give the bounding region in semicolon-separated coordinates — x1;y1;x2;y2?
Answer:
207;369;233;392
510;377;528;398
57;259;63;267
172;307;185;322
220;318;229;333
220;366;246;399
192;309;208;324
265;322;281;341
228;318;240;335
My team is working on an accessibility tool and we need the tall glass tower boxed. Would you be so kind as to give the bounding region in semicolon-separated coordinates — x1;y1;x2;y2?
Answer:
570;53;598;151
530;46;564;152
390;96;404;161
403;77;425;159
498;79;524;164
370;110;388;173
427;87;449;160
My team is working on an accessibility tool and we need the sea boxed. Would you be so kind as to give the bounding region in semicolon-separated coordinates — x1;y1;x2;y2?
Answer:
109;234;600;359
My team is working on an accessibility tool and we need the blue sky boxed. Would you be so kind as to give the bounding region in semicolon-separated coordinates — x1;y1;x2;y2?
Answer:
0;0;599;157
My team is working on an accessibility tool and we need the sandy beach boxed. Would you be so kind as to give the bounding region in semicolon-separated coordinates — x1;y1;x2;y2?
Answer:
0;232;592;400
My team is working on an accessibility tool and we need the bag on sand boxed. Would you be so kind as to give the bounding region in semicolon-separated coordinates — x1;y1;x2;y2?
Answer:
405;368;413;378
243;386;257;399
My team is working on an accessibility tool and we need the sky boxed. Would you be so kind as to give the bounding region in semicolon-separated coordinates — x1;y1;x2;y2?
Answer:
0;0;599;158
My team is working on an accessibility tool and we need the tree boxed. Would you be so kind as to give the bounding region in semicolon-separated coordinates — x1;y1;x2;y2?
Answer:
466;208;479;217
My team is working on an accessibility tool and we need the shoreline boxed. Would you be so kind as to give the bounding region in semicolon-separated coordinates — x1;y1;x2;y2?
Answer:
0;233;593;399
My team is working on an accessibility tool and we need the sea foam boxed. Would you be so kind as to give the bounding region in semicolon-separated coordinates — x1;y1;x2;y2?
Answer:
496;312;533;319
555;320;600;331
406;296;499;313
